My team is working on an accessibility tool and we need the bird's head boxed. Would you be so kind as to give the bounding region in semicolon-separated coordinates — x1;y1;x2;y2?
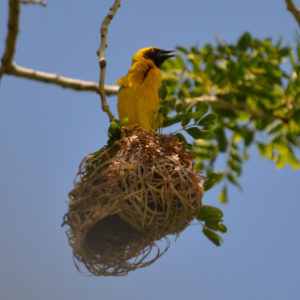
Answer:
132;47;175;67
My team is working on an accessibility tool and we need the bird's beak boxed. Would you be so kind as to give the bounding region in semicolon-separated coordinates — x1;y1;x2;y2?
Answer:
150;49;174;67
157;49;175;62
144;48;175;67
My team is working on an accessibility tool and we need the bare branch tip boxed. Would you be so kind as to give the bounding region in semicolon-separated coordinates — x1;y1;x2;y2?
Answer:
285;0;300;26
97;0;122;122
19;0;47;6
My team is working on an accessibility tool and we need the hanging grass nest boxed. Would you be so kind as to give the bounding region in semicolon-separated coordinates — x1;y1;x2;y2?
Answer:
62;126;203;276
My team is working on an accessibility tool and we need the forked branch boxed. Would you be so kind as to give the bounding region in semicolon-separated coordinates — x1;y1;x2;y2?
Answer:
0;0;20;82
0;0;119;99
184;95;290;122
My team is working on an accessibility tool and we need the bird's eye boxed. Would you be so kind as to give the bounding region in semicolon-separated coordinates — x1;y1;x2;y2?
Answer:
151;48;156;53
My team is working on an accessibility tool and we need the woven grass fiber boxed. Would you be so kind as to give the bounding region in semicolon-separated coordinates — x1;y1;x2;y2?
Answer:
62;127;203;276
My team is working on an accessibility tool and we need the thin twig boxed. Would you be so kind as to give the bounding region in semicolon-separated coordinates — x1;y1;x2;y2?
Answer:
184;95;279;120
97;0;121;122
285;0;300;26
5;62;119;94
0;0;20;82
19;0;46;6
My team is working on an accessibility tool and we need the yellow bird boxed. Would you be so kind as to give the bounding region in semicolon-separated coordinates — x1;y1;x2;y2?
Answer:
117;47;174;131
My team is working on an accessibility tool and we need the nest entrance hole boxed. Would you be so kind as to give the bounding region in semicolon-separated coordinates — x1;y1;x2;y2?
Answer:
84;214;143;255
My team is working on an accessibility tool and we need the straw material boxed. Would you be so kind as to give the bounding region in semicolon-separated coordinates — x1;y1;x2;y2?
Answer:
62;127;203;276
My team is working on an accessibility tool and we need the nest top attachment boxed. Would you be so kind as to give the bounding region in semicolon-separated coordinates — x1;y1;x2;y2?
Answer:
63;127;203;276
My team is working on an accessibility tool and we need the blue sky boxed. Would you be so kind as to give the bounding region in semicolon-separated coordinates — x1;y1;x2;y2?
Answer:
0;1;299;299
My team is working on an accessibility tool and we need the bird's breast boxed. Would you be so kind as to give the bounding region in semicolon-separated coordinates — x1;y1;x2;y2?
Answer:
117;61;162;130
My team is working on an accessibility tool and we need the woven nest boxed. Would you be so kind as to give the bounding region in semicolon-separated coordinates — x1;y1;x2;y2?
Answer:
62;127;203;276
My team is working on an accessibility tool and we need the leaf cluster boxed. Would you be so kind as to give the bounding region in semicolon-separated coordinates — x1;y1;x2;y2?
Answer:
157;33;300;245
197;205;227;246
107;118;128;146
160;32;300;202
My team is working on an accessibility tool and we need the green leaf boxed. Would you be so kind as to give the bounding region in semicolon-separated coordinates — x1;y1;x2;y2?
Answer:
215;127;228;152
219;185;228;204
184;101;196;113
273;142;300;169
244;130;255;147
198;113;217;126
181;118;191;128
165;98;176;110
175;102;186;113
217;224;228;233
194;148;211;157
227;173;242;190
203;172;224;190
205;221;227;232
202;228;223;246
197;205;224;221
237;32;252;50
229;148;243;164
182;79;191;89
120;117;129;126
173;55;186;71
178;87;190;99
266;66;283;79
243;146;250;161
176;46;189;55
194;139;215;149
196;102;209;117
185;127;203;139
109;120;119;131
158;81;168;99
162;114;183;127
257;142;274;160
255;118;272;131
202;43;213;56
205;221;228;233
297;41;300;61
293;109;300;123
198;130;215;139
174;133;191;149
192;110;208;123
227;159;242;176
107;120;123;146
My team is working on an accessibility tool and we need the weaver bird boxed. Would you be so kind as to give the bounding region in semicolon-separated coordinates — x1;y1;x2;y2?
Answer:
117;47;174;131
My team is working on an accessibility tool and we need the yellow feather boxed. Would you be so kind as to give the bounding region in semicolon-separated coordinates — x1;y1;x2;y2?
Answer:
117;47;163;131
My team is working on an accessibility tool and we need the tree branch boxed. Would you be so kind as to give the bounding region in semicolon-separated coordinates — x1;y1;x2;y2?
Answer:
285;0;300;26
19;0;46;6
5;62;119;94
0;0;119;96
184;95;281;121
97;0;121;122
0;0;20;82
